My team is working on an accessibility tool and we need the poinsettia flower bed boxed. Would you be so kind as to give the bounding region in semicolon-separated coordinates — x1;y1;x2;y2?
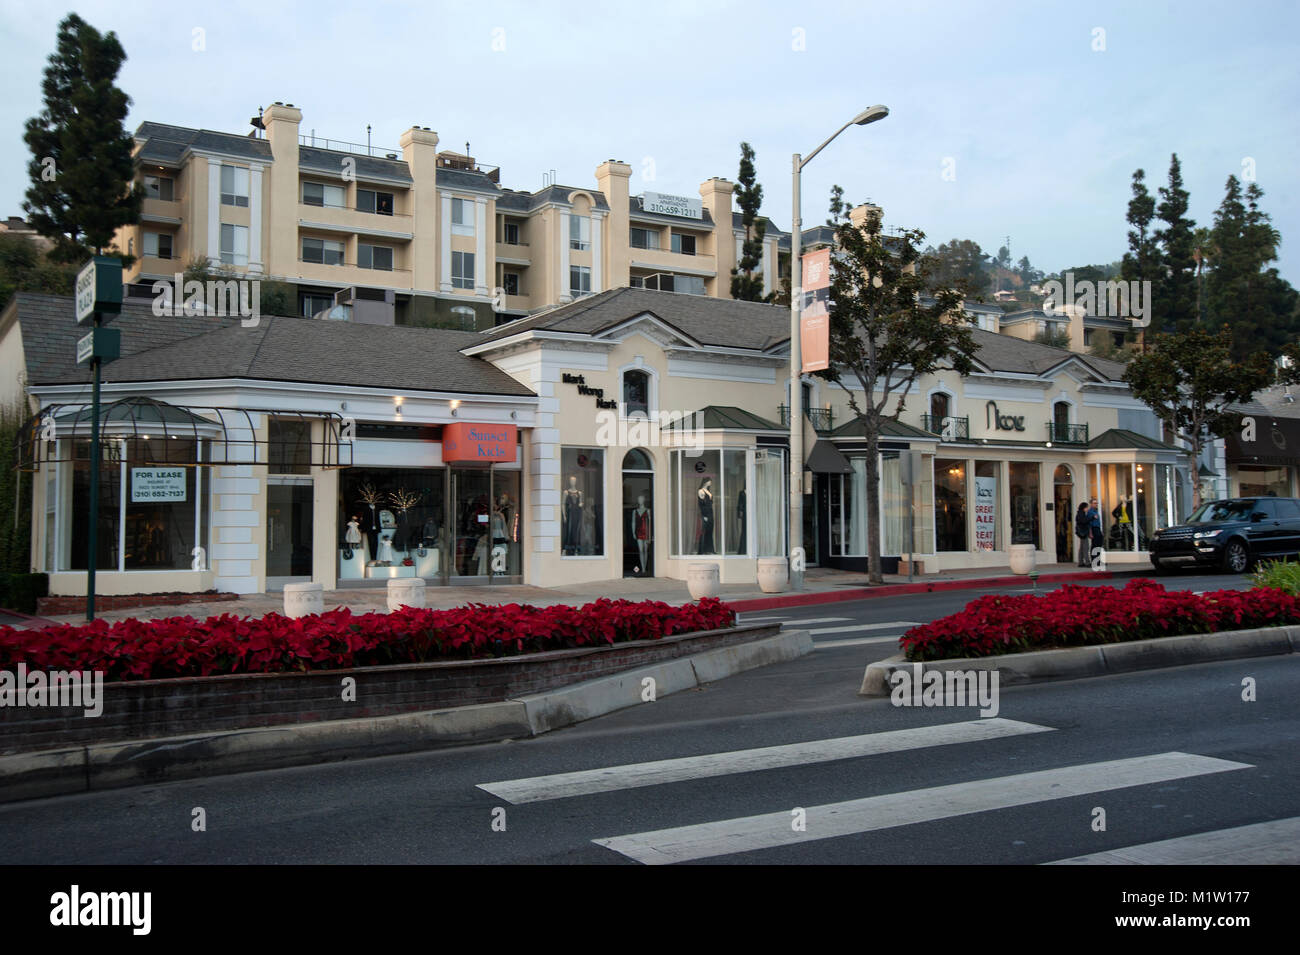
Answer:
0;598;737;682
901;579;1300;662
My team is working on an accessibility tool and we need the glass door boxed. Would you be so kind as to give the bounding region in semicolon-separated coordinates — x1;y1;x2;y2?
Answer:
266;479;313;589
451;467;493;580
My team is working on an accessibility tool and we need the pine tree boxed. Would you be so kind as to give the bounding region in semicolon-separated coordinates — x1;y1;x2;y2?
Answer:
730;142;769;302
1121;169;1159;300
22;14;140;263
1153;155;1197;334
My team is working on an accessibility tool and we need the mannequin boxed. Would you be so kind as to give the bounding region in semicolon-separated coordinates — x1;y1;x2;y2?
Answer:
631;493;652;576
697;477;715;555
344;515;362;560
562;476;584;555
736;488;747;554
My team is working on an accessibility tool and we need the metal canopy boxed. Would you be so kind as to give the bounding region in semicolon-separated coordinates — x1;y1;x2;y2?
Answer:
15;396;353;472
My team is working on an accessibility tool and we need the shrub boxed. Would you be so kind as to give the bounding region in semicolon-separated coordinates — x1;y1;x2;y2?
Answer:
0;597;737;681
0;573;48;614
1250;559;1300;596
901;578;1300;661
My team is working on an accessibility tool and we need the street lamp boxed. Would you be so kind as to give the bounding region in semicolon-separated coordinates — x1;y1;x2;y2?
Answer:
788;105;888;590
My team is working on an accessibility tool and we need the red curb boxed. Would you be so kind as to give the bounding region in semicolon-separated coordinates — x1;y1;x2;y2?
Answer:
725;570;1117;613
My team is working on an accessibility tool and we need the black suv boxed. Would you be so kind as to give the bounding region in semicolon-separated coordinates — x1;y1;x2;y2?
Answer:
1149;497;1300;574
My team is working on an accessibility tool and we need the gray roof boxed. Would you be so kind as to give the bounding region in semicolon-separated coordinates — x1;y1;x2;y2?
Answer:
730;212;786;237
1088;428;1183;452
436;167;502;194
477;287;791;351
135;121;273;164
6;293;534;398
299;145;412;184
967;327;1126;381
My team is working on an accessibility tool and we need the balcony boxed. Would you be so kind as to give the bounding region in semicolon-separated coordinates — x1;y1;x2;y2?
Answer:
1047;422;1089;445
922;414;970;440
298;203;413;240
495;241;531;265
778;405;834;434
628;245;716;276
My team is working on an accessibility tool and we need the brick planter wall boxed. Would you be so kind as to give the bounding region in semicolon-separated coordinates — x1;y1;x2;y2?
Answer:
1;623;778;755
36;592;240;616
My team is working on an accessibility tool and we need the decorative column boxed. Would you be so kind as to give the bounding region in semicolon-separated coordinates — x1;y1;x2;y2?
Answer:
207;160;222;268
248;164;264;274
474;197;489;296
591;212;603;293
439;193;453;292
558;210;572;303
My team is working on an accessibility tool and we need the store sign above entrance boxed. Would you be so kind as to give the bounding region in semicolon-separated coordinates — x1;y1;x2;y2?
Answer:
985;400;1026;433
443;422;517;463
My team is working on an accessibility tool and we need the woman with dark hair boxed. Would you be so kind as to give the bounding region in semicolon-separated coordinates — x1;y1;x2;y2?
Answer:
1074;502;1091;566
696;477;715;554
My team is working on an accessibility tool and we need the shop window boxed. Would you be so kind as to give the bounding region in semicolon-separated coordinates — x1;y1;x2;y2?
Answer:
622;449;654;578
671;449;754;557
935;459;967;552
973;461;1000;551
1238;465;1291;498
561;448;603;556
339;467;447;579
881;453;906;556
754;449;786;556
1009;462;1040;547
722;450;747;555
623;369;651;417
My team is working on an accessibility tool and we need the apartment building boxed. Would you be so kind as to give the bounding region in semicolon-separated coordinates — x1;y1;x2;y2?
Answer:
116;101;816;329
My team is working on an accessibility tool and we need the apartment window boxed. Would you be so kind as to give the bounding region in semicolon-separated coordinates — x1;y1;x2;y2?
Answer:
300;293;334;317
671;232;696;255
502;272;520;296
451;198;474;236
302;181;345;208
357;189;394;216
570;265;591;298
629;275;645;288
501;222;521;245
570;214;590;251
142;232;173;260
220;166;250;207
302;237;344;266
630;227;660;250
451;306;477;330
452;251;475;289
219;224;248;266
143;175;174;201
358;244;394;271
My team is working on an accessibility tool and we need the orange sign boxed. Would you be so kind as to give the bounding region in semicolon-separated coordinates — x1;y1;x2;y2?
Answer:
801;248;831;293
442;422;517;463
801;306;829;373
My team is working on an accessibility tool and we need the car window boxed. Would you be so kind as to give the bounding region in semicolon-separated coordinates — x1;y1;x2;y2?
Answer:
1187;500;1256;523
1273;500;1300;520
1252;500;1278;520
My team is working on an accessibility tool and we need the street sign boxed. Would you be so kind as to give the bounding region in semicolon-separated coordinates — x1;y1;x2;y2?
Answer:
75;326;121;365
75;256;123;325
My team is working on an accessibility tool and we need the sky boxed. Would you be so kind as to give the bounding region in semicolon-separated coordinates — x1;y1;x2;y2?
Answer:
1;0;1297;283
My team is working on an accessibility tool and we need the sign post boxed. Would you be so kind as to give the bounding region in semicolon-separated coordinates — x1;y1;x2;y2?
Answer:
74;256;123;621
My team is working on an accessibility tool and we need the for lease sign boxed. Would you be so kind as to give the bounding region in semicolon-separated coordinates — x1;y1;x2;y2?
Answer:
131;468;187;503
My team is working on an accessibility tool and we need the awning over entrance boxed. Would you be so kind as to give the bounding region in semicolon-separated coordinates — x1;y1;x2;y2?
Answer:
1223;414;1300;467
806;439;853;474
16;396;354;471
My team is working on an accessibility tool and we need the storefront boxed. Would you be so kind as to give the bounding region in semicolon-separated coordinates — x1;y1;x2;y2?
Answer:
1223;402;1300;500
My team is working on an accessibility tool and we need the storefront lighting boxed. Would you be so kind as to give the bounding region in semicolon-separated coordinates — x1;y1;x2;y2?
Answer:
1045;441;1052;448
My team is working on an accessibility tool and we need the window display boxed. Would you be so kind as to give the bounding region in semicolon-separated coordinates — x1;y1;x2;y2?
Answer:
935;459;967;552
561;448;603;556
1009;462;1040;547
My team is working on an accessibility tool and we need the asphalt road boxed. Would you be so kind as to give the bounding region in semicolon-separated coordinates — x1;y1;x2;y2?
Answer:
5;567;1294;867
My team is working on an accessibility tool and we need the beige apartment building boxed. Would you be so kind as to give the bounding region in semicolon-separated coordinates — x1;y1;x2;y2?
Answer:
116;101;810;327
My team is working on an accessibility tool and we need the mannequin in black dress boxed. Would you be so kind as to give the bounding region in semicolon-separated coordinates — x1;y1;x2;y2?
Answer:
697;478;715;555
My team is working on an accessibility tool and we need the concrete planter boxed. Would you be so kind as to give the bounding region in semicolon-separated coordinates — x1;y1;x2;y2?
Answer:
686;562;720;600
1008;544;1036;575
282;582;323;618
387;577;426;612
756;557;789;593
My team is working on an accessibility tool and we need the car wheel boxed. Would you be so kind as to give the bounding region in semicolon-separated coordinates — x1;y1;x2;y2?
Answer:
1222;539;1250;574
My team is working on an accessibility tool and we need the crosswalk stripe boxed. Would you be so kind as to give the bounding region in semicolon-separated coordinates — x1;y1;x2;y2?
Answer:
477;718;1052;805
592;752;1252;865
806;621;919;636
1045;816;1300;865
813;634;903;648
738;615;786;622
775;616;853;626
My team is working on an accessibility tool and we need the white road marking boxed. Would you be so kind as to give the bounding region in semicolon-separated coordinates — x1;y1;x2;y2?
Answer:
805;621;920;636
776;616;853;626
593;752;1252;865
1045;816;1300;865
477;718;1053;805
813;634;904;649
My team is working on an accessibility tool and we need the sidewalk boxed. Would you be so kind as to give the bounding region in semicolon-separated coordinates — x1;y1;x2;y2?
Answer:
23;563;1137;628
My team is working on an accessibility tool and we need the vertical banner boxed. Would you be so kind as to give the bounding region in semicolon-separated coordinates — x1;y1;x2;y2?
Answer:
800;248;831;373
974;475;997;550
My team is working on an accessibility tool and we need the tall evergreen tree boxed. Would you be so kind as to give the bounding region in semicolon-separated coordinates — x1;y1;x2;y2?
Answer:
1121;169;1158;296
22;14;140;262
1153;154;1197;334
730;142;769;301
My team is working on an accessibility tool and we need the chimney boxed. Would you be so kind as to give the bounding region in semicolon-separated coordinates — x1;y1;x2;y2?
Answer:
699;177;734;297
596;160;632;289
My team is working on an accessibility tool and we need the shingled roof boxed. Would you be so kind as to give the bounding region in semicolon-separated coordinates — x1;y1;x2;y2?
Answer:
135;121;273;164
5;294;534;397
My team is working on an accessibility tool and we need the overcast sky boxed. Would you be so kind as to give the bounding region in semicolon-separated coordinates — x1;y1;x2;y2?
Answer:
2;0;1297;283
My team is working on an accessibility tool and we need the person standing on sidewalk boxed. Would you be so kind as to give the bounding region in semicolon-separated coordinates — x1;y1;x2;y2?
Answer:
1087;497;1103;565
1074;502;1091;566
